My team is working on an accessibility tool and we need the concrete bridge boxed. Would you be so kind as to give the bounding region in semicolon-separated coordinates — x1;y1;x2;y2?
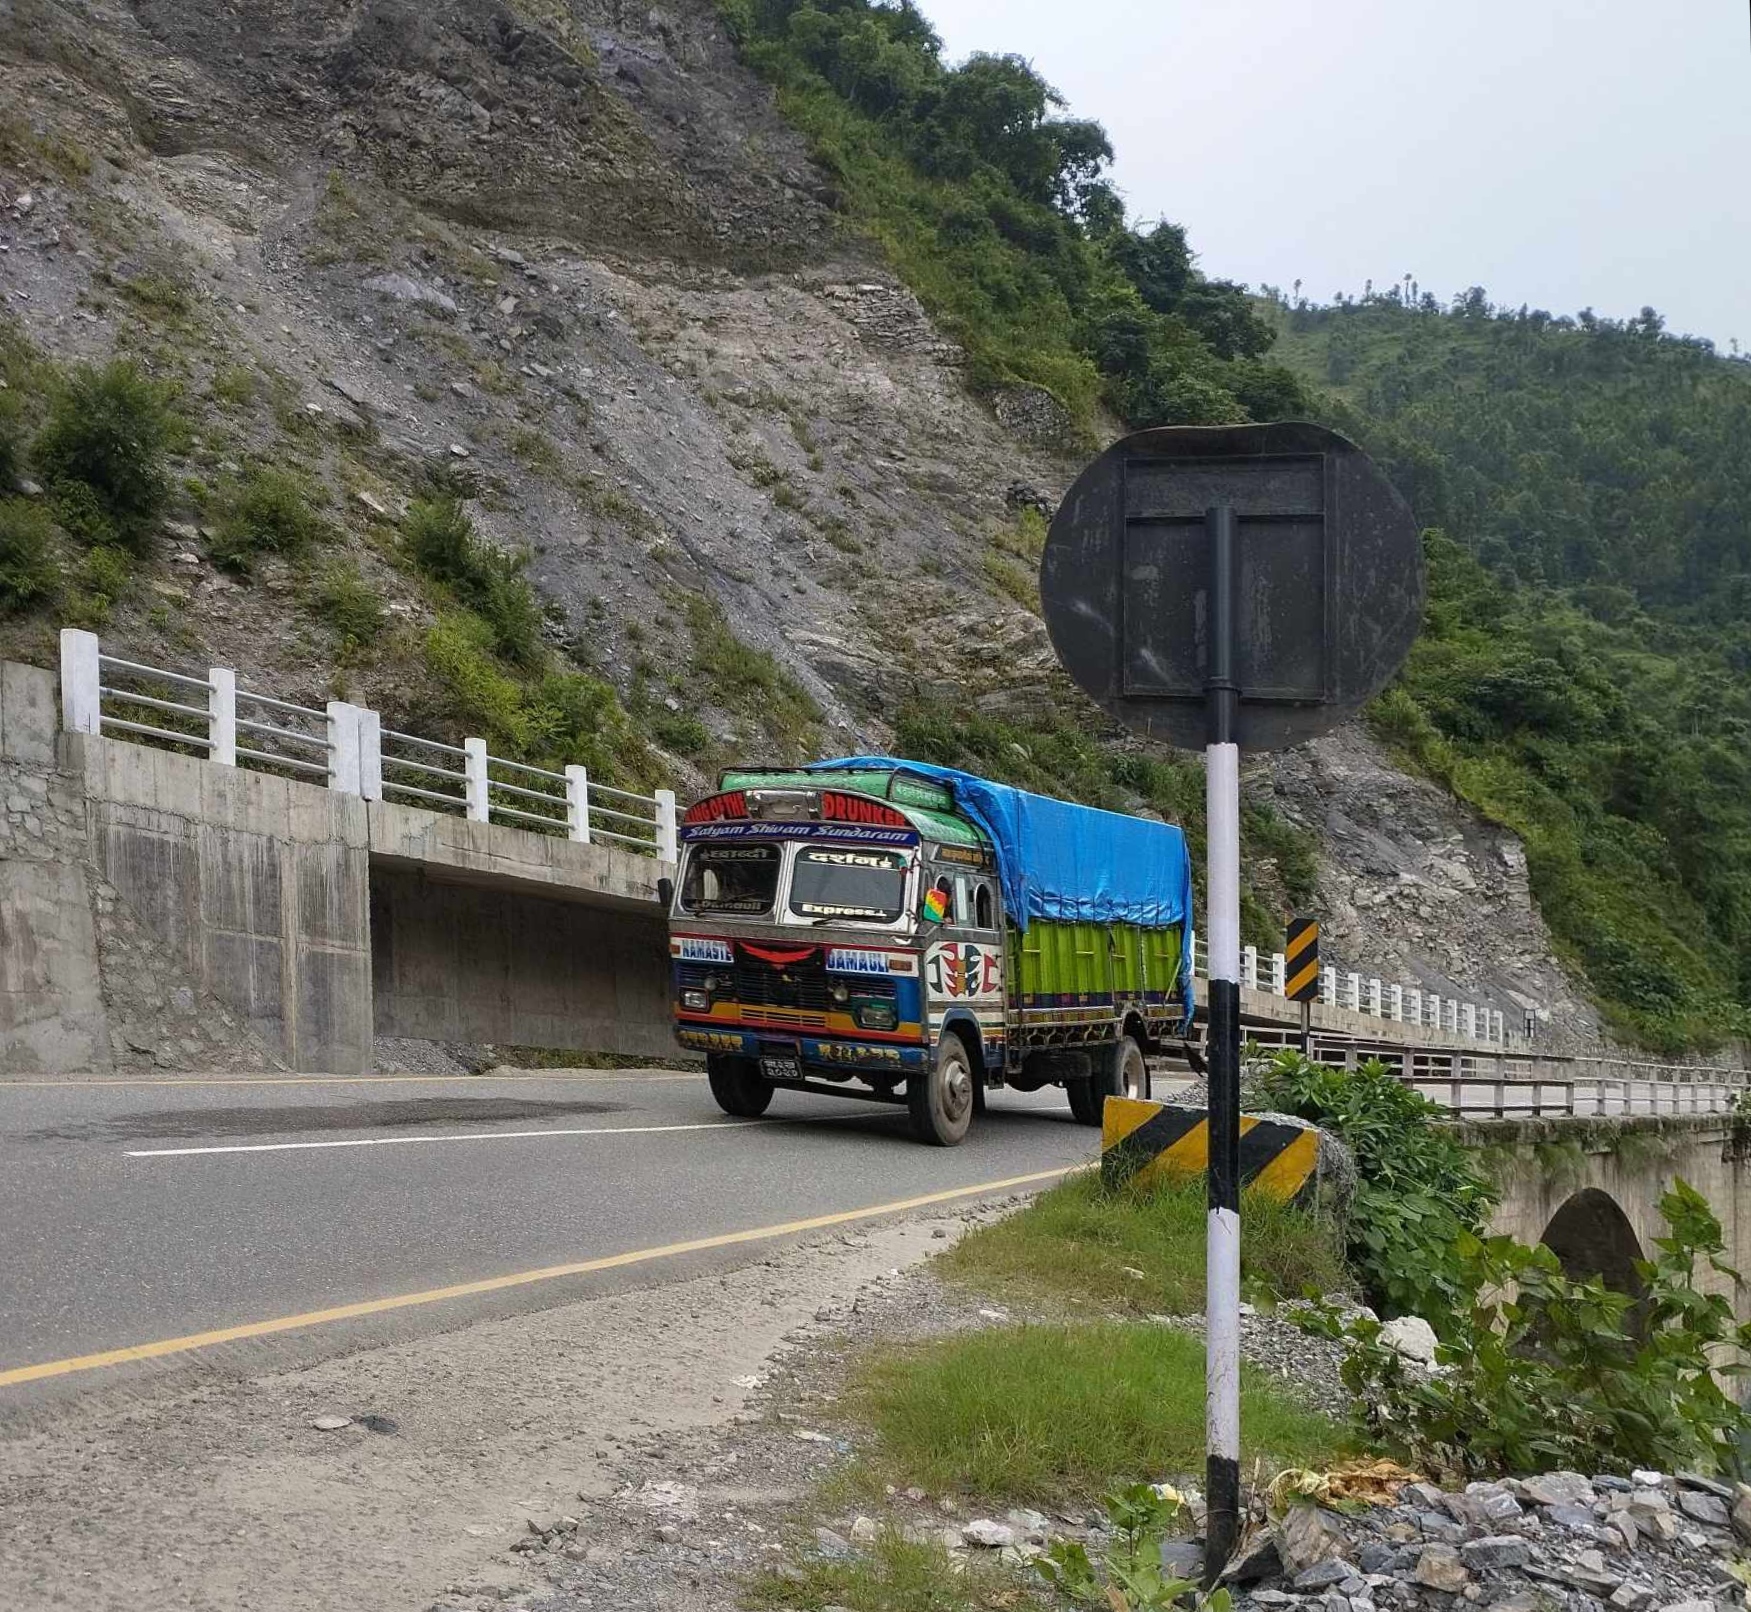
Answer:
0;647;676;1074
1460;1111;1751;1319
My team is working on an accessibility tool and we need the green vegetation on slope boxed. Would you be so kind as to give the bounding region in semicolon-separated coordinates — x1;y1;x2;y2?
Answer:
717;0;1308;437
1271;295;1751;1048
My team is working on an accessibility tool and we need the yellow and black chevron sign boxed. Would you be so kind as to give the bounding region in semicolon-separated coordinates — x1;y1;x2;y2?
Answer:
1285;916;1320;1003
1100;1097;1321;1203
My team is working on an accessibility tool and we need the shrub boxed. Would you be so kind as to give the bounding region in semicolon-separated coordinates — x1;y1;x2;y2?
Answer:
651;709;710;756
64;545;133;626
0;497;60;611
1253;1051;1496;1321
32;360;175;553
209;466;329;572
1309;1181;1751;1481
0;389;21;490
312;564;385;647
405;496;542;665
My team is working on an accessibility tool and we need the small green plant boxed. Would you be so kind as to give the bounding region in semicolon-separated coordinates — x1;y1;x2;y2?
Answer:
0;497;60;611
209;466;329;572
509;427;562;477
651;709;710;756
311;563;385;648
1253;1051;1496;1321
1306;1180;1751;1480
210;366;257;409
64;544;133;626
32;359;177;553
405;496;542;665
1039;1484;1230;1612
0;389;22;490
747;1527;1049;1612
684;592;820;756
981;550;1037;610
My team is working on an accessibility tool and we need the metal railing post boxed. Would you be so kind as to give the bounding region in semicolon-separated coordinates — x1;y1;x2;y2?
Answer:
565;765;592;843
60;628;101;734
655;788;679;862
209;667;237;766
464;738;490;823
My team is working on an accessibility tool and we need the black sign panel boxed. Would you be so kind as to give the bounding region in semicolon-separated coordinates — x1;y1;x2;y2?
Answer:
1041;421;1423;751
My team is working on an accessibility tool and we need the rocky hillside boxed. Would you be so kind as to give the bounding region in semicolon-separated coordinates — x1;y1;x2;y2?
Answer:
0;0;1598;1041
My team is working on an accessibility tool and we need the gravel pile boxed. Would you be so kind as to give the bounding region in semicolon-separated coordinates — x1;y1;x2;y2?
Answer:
1234;1469;1750;1612
1150;1301;1361;1409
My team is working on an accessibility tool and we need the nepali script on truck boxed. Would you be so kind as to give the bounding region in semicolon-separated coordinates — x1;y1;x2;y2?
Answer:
663;757;1194;1146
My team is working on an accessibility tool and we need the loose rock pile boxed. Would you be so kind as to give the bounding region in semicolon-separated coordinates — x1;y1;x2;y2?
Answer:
1235;1470;1750;1612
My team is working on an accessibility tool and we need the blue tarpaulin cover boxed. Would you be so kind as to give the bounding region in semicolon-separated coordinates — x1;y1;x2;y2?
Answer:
804;757;1194;1012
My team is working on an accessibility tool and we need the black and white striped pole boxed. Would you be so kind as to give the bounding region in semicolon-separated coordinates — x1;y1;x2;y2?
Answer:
1203;503;1243;1585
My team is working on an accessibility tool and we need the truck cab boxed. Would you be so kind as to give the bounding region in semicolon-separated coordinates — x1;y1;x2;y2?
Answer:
665;760;1193;1146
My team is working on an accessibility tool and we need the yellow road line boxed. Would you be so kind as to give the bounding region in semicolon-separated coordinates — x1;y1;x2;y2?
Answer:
0;1072;703;1089
0;1166;1073;1390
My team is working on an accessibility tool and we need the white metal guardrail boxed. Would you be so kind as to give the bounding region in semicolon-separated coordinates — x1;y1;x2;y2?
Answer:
1229;1022;1750;1115
59;629;678;860
1190;930;1511;1046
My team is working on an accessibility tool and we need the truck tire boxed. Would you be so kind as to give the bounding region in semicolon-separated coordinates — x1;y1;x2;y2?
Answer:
909;1032;975;1146
707;1053;774;1118
1066;1035;1146;1126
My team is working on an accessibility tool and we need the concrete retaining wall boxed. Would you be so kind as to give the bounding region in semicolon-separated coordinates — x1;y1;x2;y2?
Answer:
0;658;675;1074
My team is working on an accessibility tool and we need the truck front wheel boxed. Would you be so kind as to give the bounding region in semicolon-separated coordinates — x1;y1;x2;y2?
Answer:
707;1053;774;1118
909;1033;975;1146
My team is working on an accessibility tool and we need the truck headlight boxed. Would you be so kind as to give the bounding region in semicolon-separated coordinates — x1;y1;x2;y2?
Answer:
681;989;709;1010
854;1001;898;1031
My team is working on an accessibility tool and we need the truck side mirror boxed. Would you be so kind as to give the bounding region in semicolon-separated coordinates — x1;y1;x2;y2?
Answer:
656;876;674;910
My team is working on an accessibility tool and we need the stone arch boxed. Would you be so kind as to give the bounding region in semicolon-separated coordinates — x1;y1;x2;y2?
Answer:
1540;1188;1646;1300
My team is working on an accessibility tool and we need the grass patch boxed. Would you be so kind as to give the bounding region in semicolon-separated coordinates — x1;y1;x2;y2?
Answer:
210;465;330;572
310;562;385;649
684;592;821;756
509;426;563;478
745;1528;1049;1612
981;550;1037;611
405;496;543;665
938;1174;1348;1317
0;497;60;612
851;1319;1343;1504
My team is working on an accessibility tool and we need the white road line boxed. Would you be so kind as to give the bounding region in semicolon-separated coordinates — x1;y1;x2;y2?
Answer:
126;1119;756;1158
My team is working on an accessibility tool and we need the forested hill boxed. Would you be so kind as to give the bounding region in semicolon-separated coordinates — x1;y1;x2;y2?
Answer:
1269;297;1751;1050
716;0;1751;1051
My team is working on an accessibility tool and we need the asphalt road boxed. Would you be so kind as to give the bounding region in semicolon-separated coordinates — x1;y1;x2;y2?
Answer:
0;1069;1105;1398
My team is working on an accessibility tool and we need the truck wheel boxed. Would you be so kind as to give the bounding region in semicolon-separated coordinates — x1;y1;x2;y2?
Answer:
1066;1074;1101;1125
707;1053;773;1118
909;1033;975;1146
1112;1035;1147;1101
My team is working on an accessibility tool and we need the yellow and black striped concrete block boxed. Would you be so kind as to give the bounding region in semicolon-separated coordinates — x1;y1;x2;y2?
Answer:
1100;1097;1323;1203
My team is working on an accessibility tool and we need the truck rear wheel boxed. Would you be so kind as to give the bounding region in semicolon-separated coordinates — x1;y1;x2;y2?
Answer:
707;1053;774;1118
1066;1035;1146;1126
909;1033;975;1146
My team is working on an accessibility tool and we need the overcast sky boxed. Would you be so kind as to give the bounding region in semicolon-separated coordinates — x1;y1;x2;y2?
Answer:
917;0;1750;351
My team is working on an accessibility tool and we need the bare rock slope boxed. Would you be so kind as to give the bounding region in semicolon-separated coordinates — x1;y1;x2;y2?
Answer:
0;0;1597;1036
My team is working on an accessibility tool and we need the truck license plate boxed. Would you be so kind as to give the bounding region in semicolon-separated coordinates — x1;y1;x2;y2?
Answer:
762;1056;802;1082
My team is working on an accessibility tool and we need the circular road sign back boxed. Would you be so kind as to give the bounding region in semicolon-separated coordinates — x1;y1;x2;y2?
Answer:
1040;420;1423;751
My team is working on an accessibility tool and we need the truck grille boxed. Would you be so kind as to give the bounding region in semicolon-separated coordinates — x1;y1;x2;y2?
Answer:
678;954;898;1014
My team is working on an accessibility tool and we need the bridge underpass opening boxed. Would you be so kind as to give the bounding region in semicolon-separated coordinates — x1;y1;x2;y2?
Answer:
1539;1187;1649;1334
368;864;673;1061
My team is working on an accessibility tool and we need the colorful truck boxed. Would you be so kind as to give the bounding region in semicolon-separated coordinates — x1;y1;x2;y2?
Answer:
664;758;1194;1145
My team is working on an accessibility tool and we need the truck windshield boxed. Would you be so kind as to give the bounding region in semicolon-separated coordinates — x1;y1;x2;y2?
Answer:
679;843;781;915
787;847;910;923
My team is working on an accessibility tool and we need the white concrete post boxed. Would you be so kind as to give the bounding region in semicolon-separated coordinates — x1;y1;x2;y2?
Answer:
1389;983;1404;1022
1320;965;1335;1005
565;765;591;844
208;667;237;766
1270;952;1286;995
358;707;382;802
1242;945;1258;991
464;737;490;823
1407;987;1422;1026
1492;1009;1504;1045
1345;971;1361;1012
326;702;362;795
1368;978;1382;1016
655;788;679;862
1445;998;1459;1034
60;628;101;735
1463;1003;1477;1040
1428;992;1442;1030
